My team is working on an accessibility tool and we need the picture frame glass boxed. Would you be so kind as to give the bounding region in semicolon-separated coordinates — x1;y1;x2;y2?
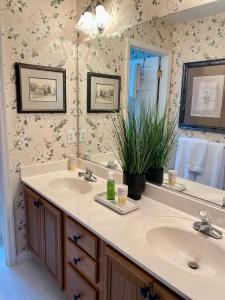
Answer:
88;73;121;112
16;63;66;113
180;61;225;132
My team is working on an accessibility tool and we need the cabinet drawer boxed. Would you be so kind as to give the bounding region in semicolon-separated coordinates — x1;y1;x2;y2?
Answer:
65;263;97;300
65;216;98;260
65;239;98;284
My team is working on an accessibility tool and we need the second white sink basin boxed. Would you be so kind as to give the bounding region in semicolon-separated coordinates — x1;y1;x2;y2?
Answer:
139;217;225;280
49;178;92;194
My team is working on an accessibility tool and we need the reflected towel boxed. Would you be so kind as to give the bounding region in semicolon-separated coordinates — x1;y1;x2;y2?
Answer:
195;142;225;189
175;137;195;181
129;62;141;98
188;138;208;173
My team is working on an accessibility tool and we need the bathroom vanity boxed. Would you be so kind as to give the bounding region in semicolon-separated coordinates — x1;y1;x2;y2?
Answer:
24;186;181;300
21;160;225;300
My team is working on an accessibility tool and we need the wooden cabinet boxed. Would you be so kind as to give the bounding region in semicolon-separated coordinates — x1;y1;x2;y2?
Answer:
24;186;184;300
65;263;97;300
152;282;182;300
24;187;63;288
104;245;153;300
24;187;44;263
65;238;98;283
64;216;101;299
104;245;183;300
65;216;98;260
43;199;63;287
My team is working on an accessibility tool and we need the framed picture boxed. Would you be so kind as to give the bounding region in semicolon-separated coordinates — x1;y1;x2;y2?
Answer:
87;72;121;113
15;63;66;113
179;59;225;133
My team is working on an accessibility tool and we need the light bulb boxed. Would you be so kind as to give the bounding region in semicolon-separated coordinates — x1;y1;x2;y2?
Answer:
95;4;111;31
76;11;97;35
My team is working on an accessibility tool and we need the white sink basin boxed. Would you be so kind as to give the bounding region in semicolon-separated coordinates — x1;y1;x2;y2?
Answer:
48;178;92;194
139;217;225;280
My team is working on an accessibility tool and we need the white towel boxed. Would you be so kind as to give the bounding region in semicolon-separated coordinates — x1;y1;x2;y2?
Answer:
188;138;208;173
195;142;225;189
175;137;195;181
129;62;141;98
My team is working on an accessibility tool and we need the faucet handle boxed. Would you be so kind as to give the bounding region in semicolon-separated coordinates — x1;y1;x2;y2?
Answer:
199;210;212;225
85;167;93;176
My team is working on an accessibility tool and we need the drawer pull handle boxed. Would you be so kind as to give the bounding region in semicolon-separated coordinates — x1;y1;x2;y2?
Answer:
74;294;81;300
33;200;43;208
73;235;81;243
140;286;150;298
74;257;81;265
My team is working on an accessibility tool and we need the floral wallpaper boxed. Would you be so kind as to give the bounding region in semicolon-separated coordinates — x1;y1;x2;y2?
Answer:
78;19;174;156
169;10;225;143
1;0;77;254
79;9;225;160
77;0;219;35
0;0;222;255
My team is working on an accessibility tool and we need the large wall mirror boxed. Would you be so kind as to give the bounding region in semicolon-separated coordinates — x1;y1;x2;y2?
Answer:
77;2;225;208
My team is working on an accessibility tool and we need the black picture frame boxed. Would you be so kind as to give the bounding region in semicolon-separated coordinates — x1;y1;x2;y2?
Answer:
179;58;225;133
15;63;66;113
87;72;121;113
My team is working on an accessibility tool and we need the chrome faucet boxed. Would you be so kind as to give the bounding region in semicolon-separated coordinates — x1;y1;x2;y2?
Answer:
78;167;97;182
193;210;223;239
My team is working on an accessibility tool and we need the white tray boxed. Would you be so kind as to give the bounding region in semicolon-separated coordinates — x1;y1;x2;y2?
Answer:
95;192;140;215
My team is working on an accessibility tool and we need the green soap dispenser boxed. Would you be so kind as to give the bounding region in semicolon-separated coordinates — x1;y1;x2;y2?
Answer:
107;171;115;200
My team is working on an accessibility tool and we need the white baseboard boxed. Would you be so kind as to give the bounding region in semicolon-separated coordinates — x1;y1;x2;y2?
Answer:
17;250;32;264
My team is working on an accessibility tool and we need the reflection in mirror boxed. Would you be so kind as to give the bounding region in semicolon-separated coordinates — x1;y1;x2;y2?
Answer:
78;7;225;207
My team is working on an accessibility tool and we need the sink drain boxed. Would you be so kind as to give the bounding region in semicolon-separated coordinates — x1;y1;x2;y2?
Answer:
188;261;199;270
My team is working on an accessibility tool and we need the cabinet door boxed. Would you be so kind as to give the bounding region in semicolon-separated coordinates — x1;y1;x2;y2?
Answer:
104;246;153;300
24;187;44;263
151;282;183;300
42;198;63;288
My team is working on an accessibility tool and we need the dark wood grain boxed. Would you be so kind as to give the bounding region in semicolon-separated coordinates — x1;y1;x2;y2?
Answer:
65;238;98;284
65;263;97;300
65;216;99;260
42;198;63;289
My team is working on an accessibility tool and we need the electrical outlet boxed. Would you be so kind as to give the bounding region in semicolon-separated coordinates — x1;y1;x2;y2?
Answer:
79;129;86;143
67;130;76;144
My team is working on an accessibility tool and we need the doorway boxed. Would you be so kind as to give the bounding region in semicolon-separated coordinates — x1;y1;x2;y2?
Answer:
126;39;171;113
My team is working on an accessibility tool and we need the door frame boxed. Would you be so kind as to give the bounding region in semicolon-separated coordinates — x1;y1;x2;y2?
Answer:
0;17;17;266
124;38;172;112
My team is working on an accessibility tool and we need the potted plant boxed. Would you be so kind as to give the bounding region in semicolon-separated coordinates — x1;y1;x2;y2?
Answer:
146;108;177;185
111;104;155;200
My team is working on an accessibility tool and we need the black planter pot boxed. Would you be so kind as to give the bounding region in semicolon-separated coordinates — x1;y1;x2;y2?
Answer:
146;168;164;185
123;173;145;200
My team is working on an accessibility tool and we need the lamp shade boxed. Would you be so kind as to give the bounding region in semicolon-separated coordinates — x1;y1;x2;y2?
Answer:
76;11;97;35
95;4;111;31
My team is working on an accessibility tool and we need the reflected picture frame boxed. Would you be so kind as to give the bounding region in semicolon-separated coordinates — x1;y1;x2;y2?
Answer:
87;72;121;113
179;58;225;133
15;63;66;113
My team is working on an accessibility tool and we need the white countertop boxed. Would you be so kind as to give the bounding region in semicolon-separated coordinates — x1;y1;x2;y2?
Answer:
21;162;225;300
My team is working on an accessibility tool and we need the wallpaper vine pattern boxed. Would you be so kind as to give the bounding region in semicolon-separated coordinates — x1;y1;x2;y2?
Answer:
79;10;225;158
78;19;174;156
0;0;222;255
1;0;77;254
169;11;225;143
77;0;217;34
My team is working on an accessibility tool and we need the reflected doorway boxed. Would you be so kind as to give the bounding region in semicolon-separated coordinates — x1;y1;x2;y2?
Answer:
126;39;171;114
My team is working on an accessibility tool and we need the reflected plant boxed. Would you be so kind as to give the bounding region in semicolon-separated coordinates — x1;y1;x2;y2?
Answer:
148;107;178;170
